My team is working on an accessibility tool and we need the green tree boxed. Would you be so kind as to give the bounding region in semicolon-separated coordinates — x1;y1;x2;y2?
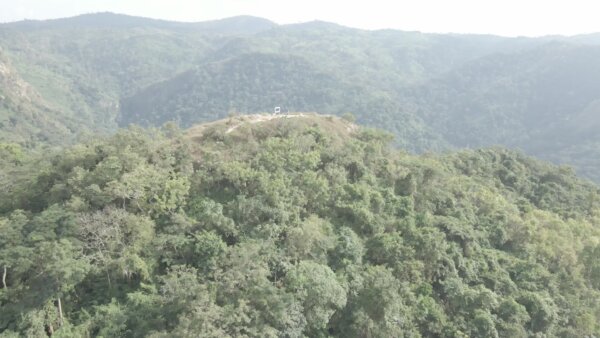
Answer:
285;261;346;335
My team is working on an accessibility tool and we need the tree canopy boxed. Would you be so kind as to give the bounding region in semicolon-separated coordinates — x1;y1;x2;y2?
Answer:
1;116;599;337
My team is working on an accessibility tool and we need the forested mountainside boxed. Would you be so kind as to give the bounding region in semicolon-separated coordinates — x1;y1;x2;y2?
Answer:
1;115;600;337
118;52;445;151
405;42;600;182
2;13;600;181
0;51;73;145
0;12;523;149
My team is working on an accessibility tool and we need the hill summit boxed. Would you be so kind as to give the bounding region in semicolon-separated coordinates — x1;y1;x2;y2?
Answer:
186;112;357;140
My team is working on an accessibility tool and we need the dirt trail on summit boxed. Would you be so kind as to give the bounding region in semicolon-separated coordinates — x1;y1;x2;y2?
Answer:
225;113;307;134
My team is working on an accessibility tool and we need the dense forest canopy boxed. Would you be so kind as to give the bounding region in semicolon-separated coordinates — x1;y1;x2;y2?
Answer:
2;13;600;180
1;115;600;337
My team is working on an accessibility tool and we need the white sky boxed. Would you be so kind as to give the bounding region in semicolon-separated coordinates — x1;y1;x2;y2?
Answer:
1;0;599;37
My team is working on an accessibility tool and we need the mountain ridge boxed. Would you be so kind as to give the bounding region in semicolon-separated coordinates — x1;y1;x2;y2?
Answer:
4;12;600;38
0;12;277;33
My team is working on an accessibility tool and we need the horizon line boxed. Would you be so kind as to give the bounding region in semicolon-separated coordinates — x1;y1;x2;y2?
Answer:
1;11;599;39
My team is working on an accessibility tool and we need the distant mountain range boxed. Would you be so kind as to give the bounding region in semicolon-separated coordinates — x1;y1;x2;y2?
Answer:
2;12;600;181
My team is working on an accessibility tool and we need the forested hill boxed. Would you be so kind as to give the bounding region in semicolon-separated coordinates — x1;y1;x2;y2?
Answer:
1;115;600;337
2;13;600;181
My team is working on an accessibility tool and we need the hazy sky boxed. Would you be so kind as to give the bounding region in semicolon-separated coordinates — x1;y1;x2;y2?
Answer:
1;0;598;37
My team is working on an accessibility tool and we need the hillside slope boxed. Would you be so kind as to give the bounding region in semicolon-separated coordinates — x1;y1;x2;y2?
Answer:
413;42;600;147
408;42;600;181
0;50;73;145
0;13;271;144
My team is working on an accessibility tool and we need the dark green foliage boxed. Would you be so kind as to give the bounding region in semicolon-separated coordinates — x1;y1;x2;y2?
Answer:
1;118;599;336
